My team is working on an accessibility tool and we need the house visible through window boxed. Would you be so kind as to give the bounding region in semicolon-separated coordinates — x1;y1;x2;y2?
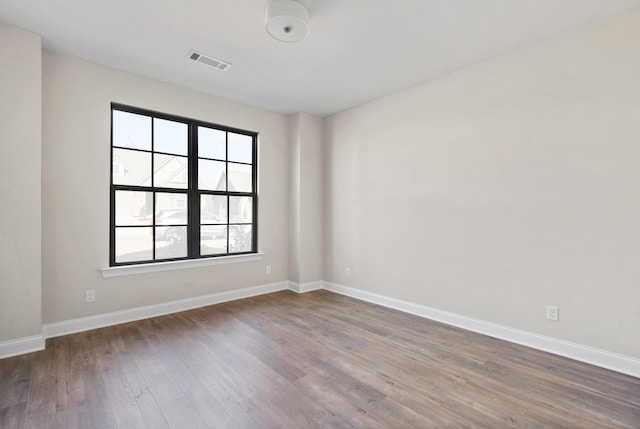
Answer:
112;158;126;176
110;104;257;265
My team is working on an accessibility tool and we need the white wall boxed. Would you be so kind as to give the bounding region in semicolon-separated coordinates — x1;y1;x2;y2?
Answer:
324;9;640;358
0;24;42;342
41;52;290;324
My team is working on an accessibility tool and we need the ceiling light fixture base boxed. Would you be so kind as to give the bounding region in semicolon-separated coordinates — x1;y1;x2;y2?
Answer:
265;0;309;43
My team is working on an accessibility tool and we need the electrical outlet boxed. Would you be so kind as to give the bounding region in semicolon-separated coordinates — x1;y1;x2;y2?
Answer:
266;265;272;275
546;305;559;322
86;290;96;303
346;267;351;277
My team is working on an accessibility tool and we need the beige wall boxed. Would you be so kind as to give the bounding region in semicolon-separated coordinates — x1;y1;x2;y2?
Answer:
0;24;42;342
298;113;323;284
288;114;301;282
324;9;640;358
41;52;290;324
288;113;323;285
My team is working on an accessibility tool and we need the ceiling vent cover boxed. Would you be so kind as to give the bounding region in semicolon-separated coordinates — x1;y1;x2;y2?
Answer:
187;50;232;71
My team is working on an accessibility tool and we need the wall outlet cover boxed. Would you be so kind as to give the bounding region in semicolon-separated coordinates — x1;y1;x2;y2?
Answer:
546;305;559;322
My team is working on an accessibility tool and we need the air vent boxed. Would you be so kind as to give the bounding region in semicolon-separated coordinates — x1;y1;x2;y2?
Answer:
187;50;232;71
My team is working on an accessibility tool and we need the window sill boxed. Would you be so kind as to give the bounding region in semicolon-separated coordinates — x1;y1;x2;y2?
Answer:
100;253;264;278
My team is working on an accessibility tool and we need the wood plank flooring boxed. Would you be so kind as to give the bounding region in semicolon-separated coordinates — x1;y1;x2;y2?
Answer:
0;290;638;428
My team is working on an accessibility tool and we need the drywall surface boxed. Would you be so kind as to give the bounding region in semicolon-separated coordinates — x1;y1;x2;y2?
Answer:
42;52;289;323
0;24;42;342
288;113;324;285
324;9;640;357
298;113;324;284
288;114;301;283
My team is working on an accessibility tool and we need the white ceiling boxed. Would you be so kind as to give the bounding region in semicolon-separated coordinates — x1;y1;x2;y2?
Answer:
1;0;639;117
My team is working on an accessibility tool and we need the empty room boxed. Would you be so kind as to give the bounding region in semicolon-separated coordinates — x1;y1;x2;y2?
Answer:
1;0;639;427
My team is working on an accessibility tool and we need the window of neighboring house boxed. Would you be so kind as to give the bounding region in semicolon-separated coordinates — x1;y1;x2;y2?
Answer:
113;158;126;176
110;103;257;266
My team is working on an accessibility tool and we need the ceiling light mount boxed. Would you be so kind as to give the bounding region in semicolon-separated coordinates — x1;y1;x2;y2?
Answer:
265;0;309;43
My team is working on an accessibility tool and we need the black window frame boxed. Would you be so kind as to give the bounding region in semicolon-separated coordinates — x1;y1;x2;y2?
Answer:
110;103;258;266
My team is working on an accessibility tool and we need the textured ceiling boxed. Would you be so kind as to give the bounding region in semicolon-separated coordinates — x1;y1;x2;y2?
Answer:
1;0;639;116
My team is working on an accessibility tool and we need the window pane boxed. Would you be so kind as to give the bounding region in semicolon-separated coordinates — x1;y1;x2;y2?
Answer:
201;223;226;239
115;227;153;263
154;118;187;155
201;195;227;224
201;227;227;256
113;111;151;150
113;148;151;186
229;196;252;223
228;162;252;192
228;133;252;163
115;191;152;225
199;127;226;160
154;154;188;189
113;160;125;177
229;225;252;253
155;193;187;225
155;226;187;259
198;159;226;191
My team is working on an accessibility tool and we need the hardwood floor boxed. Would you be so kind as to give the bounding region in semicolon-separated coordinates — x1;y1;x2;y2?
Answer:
0;290;638;428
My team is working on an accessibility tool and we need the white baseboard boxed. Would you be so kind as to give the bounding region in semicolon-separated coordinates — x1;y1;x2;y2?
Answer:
4;279;639;379
0;334;45;359
288;280;324;293
43;281;289;339
323;282;640;379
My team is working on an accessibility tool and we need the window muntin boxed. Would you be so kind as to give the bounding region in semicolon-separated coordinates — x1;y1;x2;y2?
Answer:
110;104;257;266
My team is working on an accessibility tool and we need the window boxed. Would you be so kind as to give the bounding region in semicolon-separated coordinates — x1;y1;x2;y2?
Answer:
110;104;257;266
112;158;126;177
